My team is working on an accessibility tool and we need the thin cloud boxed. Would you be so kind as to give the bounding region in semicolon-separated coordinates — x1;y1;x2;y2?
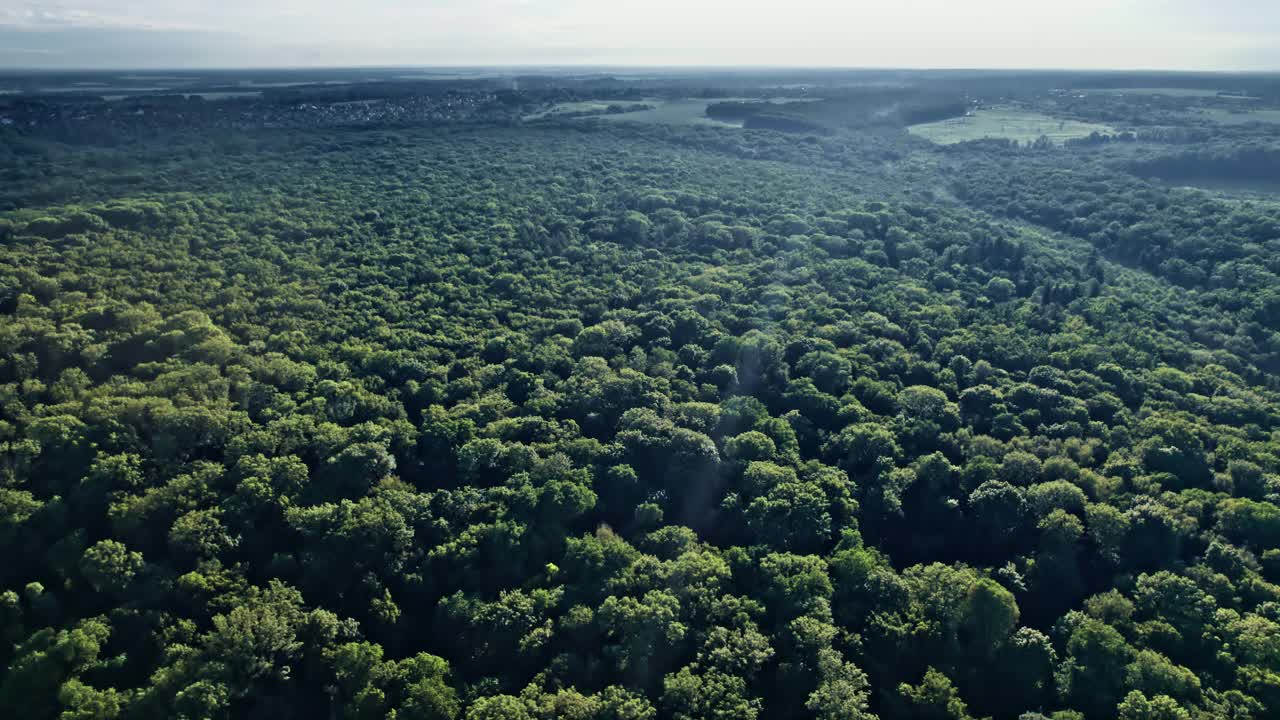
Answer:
0;1;207;30
0;0;1276;69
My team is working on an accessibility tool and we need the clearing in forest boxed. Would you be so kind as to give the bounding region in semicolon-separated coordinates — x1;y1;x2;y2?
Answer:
526;97;818;126
524;98;740;125
908;107;1115;145
595;99;745;126
521;100;655;121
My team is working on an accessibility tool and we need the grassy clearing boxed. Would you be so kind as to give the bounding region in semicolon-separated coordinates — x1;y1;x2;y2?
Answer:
522;101;654;121
595;99;743;127
526;97;819;126
596;98;819;127
909;108;1114;145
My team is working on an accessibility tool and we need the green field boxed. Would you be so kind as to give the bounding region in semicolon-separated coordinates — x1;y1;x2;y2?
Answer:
522;100;654;121
524;97;820;127
595;98;744;126
524;98;732;125
909;108;1115;145
597;97;820;127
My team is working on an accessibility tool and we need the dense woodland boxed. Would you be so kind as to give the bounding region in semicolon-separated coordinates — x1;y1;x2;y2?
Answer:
2;69;1280;720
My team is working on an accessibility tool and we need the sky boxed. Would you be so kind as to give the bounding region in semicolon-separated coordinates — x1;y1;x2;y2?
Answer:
0;0;1278;70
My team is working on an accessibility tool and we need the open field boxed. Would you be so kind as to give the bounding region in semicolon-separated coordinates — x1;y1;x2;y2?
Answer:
595;97;820;127
909;108;1114;145
522;100;655;121
525;97;822;126
595;98;744;126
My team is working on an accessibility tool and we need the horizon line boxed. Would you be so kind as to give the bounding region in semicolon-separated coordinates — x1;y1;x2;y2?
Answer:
1;63;1279;75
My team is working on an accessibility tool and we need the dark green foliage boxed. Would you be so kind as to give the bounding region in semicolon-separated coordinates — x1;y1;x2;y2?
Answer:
2;71;1280;720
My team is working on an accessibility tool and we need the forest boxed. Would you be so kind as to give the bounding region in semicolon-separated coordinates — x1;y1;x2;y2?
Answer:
1;68;1280;720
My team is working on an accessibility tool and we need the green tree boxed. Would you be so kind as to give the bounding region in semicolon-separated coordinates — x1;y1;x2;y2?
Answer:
661;666;760;720
79;540;144;596
890;668;974;720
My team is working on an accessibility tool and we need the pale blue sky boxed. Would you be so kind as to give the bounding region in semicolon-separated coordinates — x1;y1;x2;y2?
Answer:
0;0;1277;70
